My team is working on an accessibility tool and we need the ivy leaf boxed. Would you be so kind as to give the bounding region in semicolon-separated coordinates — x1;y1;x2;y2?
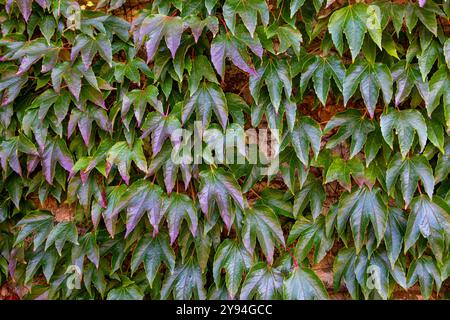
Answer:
290;116;322;167
130;233;175;286
14;212;53;250
268;24;303;57
406;256;442;299
198;169;244;230
328;3;369;61
293;176;325;220
25;247;59;284
289;216;333;264
240;262;283;299
140;112;181;155
107;284;144;300
444;39;450;69
417;40;439;82
211;33;257;78
213;239;252;298
114;57;153;84
134;14;185;61
188;55;218;94
332;247;359;299
325;157;365;192
0;73;27;106
161;193;198;245
40;138;74;185
337;187;388;253
71;34;113;69
324;109;375;159
391;62;428;107
106;140;148;185
51;61;99;101
365;5;382;49
182;82;228;129
185;15;218;43
0;134;38;176
249;59;291;113
223;0;269;37
160;258;206;300
290;0;306;18
384;208;407;269
300;55;345;105
44;221;79;255
386;153;435;207
426;118;444;153
102;184;128;238
116;179;164;238
343;59;393;117
122;86;163;127
283;267;328;300
405;1;444;36
404;196;450;263
68;105;112;146
242;204;285;264
380;108;428;158
426;67;449;117
80;233;100;269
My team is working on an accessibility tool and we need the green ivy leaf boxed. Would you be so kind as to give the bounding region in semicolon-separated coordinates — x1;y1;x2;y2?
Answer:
328;3;369;61
290;116;322;166
404;196;450;263
406;255;442;299
242;204;285;264
223;0;269;37
45;221;79;255
240;262;283;299
324;109;375;159
283;266;328;300
213;239;252;298
182;82;228;129
337;187;388;253
386;153;435;207
160;258;206;300
380;108;428;159
325;157;365;192
130;233;175;286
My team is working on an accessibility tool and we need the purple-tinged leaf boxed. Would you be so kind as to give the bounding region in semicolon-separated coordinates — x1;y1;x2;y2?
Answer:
102;184;128;237
136;14;185;62
140;112;181;155
17;0;33;22
198;169;244;230
161;193;198;244
106;141;147;185
211;33;257;78
182;82;228;129
40;139;74;185
115;179;164;238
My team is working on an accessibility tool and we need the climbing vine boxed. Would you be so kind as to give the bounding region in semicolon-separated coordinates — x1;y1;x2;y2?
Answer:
0;0;449;300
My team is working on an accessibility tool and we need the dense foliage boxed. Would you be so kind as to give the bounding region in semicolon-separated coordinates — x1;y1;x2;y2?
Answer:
0;0;449;300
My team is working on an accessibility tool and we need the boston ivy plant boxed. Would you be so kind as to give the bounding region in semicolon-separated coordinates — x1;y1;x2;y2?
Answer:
0;0;449;300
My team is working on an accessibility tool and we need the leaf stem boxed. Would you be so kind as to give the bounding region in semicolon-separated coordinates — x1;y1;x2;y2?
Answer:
219;16;229;34
286;245;298;269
